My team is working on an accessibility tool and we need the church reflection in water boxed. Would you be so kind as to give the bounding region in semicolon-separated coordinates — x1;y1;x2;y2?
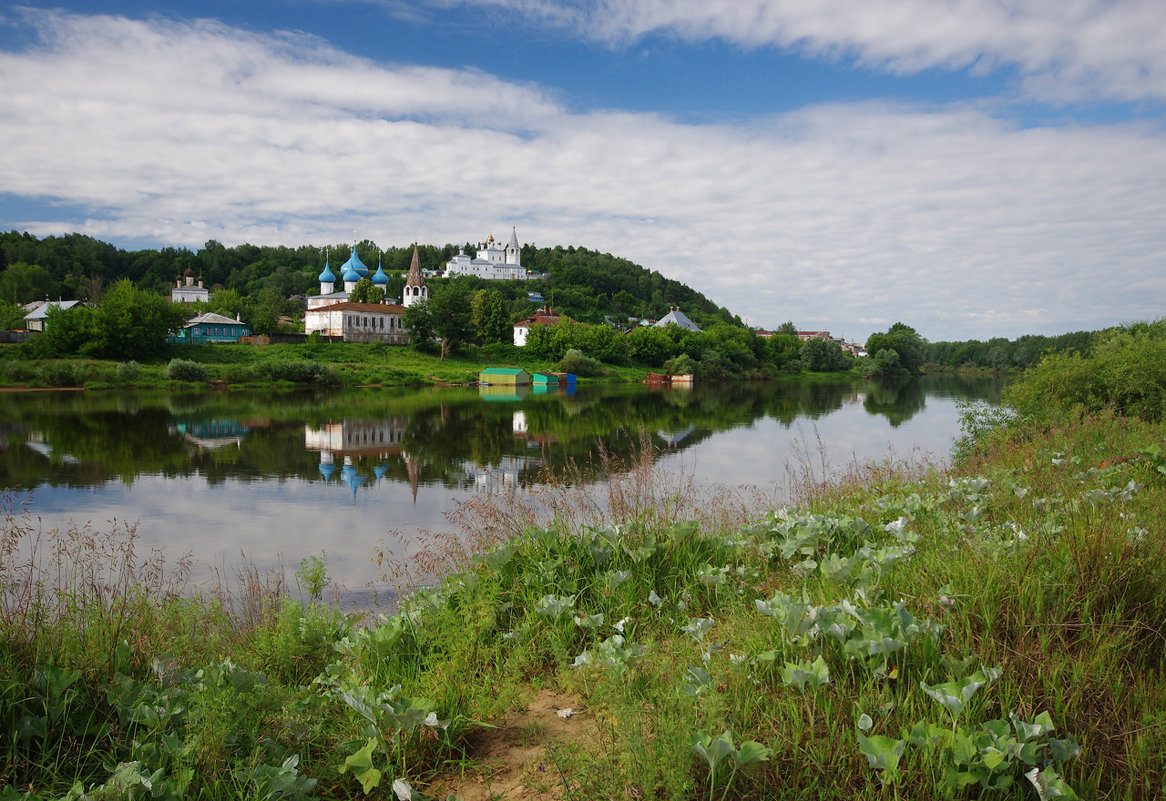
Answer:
304;417;422;501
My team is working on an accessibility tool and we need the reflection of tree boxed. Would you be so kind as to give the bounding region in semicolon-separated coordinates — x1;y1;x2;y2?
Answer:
0;376;1003;493
863;377;927;427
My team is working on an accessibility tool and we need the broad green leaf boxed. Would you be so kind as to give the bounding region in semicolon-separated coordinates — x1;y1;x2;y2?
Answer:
1012;710;1056;742
856;732;906;774
780;655;830;692
339;737;383;794
1026;766;1080;800
1047;736;1081;763
734;740;772;765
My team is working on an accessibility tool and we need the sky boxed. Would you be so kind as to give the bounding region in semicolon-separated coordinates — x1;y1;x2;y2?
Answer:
1;1;1164;341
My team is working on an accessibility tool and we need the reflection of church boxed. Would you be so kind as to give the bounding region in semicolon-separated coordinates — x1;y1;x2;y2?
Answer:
304;417;423;501
457;455;543;493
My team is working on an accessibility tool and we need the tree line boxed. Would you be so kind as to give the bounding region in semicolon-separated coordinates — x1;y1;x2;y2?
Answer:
0;232;739;333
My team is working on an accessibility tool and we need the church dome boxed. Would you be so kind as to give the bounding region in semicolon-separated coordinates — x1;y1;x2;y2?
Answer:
340;245;369;278
317;258;336;283
372;264;389;285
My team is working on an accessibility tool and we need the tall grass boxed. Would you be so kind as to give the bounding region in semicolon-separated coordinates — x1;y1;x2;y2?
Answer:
3;403;1165;798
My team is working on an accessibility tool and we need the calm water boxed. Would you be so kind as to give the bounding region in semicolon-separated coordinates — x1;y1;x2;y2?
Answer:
0;376;1001;594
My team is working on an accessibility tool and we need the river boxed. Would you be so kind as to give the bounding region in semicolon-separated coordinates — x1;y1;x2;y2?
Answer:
0;375;1002;602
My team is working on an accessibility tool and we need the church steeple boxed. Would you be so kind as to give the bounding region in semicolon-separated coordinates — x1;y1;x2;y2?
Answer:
403;244;428;307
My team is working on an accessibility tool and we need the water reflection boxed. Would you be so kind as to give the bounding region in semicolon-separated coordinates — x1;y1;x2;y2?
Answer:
0;376;1003;589
0;376;1004;493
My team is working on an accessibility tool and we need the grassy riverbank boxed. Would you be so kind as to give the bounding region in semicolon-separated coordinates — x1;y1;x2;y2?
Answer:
0;341;653;389
3;403;1164;799
5;317;1166;800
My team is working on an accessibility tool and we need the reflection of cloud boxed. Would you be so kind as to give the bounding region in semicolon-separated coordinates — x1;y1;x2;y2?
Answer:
660;398;960;493
1;10;1164;339
26;476;469;589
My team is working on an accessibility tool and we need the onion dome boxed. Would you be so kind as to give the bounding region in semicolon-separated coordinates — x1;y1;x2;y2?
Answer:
372;257;389;286
342;263;361;284
317;257;335;284
318;461;335;481
340;244;368;278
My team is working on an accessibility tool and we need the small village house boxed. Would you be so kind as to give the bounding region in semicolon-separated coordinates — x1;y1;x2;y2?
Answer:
170;312;252;344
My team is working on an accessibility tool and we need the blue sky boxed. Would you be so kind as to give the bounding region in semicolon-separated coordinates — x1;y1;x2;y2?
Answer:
1;1;1164;340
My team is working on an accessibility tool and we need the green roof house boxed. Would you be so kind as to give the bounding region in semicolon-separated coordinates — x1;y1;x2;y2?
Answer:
479;367;530;386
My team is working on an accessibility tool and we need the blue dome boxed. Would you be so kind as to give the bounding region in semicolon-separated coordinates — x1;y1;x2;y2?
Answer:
342;264;361;283
340;245;368;278
318;461;334;480
372;265;389;285
317;258;335;283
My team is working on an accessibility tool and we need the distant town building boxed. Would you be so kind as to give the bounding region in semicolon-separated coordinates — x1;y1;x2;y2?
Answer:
171;312;251;344
654;307;701;332
445;228;527;280
23;300;83;332
171;270;210;303
513;308;562;347
303;301;409;344
797;330;831;341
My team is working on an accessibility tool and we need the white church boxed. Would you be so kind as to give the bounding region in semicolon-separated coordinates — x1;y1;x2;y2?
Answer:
445;228;527;280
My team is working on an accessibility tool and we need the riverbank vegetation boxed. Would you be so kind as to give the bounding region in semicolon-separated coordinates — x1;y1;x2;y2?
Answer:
3;324;1165;799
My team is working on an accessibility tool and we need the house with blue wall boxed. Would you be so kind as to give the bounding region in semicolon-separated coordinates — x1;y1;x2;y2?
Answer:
170;312;252;344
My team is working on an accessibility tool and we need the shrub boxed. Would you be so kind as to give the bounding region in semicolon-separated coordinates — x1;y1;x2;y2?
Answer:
220;363;260;384
38;361;81;387
1005;319;1166;422
663;353;697;376
259;360;335;384
164;358;208;383
115;361;141;384
558;348;604;377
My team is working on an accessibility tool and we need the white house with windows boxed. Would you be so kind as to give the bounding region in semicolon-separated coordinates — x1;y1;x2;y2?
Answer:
445;228;527;280
303;301;409;344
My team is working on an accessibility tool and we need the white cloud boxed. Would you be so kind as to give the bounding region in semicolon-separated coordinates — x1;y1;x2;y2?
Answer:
2;9;1165;339
442;0;1166;103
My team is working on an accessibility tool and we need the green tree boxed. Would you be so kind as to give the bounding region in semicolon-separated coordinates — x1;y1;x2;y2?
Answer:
402;300;435;351
348;277;385;305
429;283;474;360
873;348;903;375
625;325;676;366
0;262;60;304
471;288;510;344
247;286;286;336
0;300;27;330
776;321;797;336
209;287;245;319
66;279;188;361
866;322;926;375
767;333;801;371
800;337;848;372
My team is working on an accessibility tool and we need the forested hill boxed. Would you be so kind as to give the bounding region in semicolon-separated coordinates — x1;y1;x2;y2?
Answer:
0;231;741;328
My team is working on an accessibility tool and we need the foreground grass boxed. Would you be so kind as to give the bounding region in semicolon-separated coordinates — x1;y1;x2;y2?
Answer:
2;409;1165;800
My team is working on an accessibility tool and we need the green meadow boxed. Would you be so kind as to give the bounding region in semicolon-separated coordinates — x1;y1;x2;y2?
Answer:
2;321;1165;800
